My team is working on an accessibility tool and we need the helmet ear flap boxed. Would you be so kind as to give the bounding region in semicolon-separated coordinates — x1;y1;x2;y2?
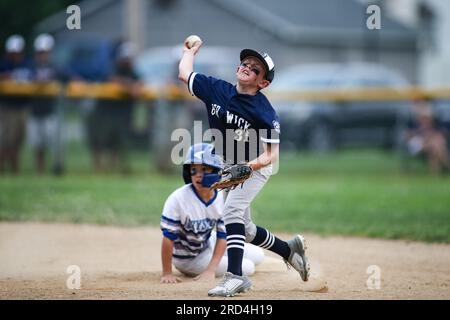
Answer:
182;164;191;184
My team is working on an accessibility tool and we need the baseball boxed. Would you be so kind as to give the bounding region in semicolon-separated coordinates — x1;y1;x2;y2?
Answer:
185;35;202;49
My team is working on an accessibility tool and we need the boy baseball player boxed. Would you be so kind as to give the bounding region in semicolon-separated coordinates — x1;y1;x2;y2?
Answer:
160;143;264;283
178;38;310;296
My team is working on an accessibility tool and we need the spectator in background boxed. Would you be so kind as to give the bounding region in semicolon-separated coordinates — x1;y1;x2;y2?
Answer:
406;98;450;175
28;33;58;174
0;35;32;174
86;41;142;173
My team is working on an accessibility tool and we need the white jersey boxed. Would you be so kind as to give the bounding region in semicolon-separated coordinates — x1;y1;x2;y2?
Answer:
160;184;226;259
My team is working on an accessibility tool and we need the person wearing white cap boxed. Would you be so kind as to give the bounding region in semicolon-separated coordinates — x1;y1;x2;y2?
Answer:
34;33;54;52
0;34;32;174
1;35;30;80
5;34;25;53
28;33;58;174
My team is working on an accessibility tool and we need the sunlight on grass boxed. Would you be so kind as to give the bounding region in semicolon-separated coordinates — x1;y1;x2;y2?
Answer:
1;145;449;242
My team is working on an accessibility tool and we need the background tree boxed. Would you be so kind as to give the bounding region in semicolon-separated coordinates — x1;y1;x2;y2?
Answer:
0;0;77;52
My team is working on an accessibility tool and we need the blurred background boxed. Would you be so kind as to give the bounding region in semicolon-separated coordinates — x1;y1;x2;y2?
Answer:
0;0;449;242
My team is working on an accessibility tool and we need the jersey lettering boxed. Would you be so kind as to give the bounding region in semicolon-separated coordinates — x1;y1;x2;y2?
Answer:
184;217;216;233
226;111;251;130
211;104;221;118
191;73;280;162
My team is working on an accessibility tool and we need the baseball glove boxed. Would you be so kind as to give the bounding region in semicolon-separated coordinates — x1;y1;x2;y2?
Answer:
210;164;253;190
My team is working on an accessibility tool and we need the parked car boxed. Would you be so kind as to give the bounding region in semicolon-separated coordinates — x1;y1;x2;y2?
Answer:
52;34;116;82
268;62;412;152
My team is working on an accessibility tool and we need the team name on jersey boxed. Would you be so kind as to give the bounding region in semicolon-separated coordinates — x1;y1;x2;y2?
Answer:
226;111;251;130
211;104;221;118
184;217;216;233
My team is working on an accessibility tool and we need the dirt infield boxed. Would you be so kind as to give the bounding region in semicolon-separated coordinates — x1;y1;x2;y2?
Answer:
0;222;449;300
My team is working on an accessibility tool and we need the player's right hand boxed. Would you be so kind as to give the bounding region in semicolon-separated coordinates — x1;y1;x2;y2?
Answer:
183;40;202;55
160;274;182;284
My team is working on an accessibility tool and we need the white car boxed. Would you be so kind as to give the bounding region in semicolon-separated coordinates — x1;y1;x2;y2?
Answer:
268;62;412;152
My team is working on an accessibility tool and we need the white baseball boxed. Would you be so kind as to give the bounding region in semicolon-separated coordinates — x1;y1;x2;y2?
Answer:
186;35;202;49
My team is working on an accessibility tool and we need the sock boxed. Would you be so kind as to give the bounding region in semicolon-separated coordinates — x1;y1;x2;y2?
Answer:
225;223;246;276
251;226;291;260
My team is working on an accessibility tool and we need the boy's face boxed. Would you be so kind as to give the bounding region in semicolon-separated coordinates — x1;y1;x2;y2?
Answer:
236;56;270;90
190;164;214;191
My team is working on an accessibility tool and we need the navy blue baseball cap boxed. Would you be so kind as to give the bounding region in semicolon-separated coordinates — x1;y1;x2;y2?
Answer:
240;49;275;82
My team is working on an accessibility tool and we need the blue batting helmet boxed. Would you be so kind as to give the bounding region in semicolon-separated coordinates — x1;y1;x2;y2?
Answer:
182;143;223;184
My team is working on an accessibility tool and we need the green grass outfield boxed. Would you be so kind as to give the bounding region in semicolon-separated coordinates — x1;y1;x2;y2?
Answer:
1;146;450;243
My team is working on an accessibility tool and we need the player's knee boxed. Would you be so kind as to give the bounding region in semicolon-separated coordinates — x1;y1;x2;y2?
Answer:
244;222;257;242
223;207;245;225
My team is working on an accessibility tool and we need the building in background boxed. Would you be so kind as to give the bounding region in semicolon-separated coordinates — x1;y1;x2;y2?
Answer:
35;0;418;83
359;0;450;87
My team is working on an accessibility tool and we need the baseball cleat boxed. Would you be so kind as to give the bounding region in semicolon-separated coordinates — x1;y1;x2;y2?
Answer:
285;234;310;282
208;272;252;297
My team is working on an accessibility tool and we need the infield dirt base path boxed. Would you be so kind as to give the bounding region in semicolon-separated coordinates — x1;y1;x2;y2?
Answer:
1;222;449;300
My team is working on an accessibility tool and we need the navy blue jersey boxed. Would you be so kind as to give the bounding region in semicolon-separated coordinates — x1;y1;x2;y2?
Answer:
188;72;280;164
0;57;33;80
0;57;33;108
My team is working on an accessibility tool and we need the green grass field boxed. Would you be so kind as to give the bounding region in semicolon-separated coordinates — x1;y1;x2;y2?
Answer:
1;144;449;243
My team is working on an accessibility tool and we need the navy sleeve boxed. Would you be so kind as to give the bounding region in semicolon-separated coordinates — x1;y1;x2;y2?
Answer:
188;72;208;102
260;112;281;144
189;72;226;104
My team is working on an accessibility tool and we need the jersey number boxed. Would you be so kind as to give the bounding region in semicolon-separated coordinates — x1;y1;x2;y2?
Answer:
234;129;249;142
